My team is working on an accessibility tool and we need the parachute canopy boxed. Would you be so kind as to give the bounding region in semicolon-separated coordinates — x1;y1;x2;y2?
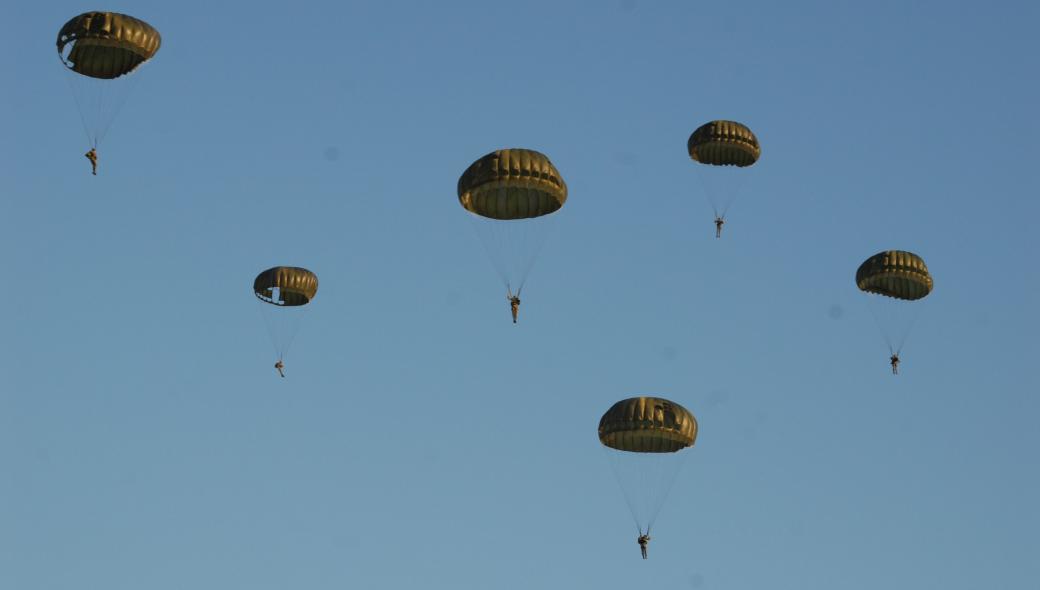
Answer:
253;267;318;306
599;397;698;453
57;12;161;80
687;120;760;167
458;149;567;220
856;251;933;301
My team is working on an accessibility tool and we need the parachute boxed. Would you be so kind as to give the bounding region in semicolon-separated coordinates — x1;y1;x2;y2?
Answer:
458;149;567;310
687;120;760;168
253;267;318;367
687;120;760;228
856;250;933;360
599;397;698;537
856;251;933;301
458;149;567;220
56;12;161;150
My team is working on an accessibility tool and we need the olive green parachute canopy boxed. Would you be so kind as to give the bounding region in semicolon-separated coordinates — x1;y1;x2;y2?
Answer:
687;120;760;167
254;267;319;307
856;251;933;301
599;397;698;453
57;12;161;79
458;149;567;220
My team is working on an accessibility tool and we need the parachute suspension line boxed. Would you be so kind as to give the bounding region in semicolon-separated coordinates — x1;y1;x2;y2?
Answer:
528;215;551;282
259;305;281;359
718;172;750;220
605;447;688;536
86;76;105;144
95;77;105;141
865;295;925;357
65;73;94;146
644;451;687;534
605;448;645;534
95;73;141;146
891;304;924;356
696;171;721;221
718;199;733;220
261;300;311;363
64;68;143;148
696;184;720;220
279;305;310;361
695;165;752;222
865;300;895;355
708;193;720;220
469;215;509;291
716;183;730;219
468;213;556;298
516;214;557;295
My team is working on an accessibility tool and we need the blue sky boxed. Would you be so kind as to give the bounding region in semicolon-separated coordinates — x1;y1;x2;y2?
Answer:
2;1;1038;588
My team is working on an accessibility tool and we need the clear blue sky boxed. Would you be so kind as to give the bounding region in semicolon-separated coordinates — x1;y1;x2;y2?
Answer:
2;1;1038;588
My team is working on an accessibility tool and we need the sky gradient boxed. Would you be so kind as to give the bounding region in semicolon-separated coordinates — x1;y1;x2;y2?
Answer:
2;1;1038;589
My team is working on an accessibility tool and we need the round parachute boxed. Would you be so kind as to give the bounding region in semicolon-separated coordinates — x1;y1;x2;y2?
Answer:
599;396;698;536
687;120;760;167
458;149;567;220
57;12;161;80
599;397;698;453
253;267;319;306
856;251;933;301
